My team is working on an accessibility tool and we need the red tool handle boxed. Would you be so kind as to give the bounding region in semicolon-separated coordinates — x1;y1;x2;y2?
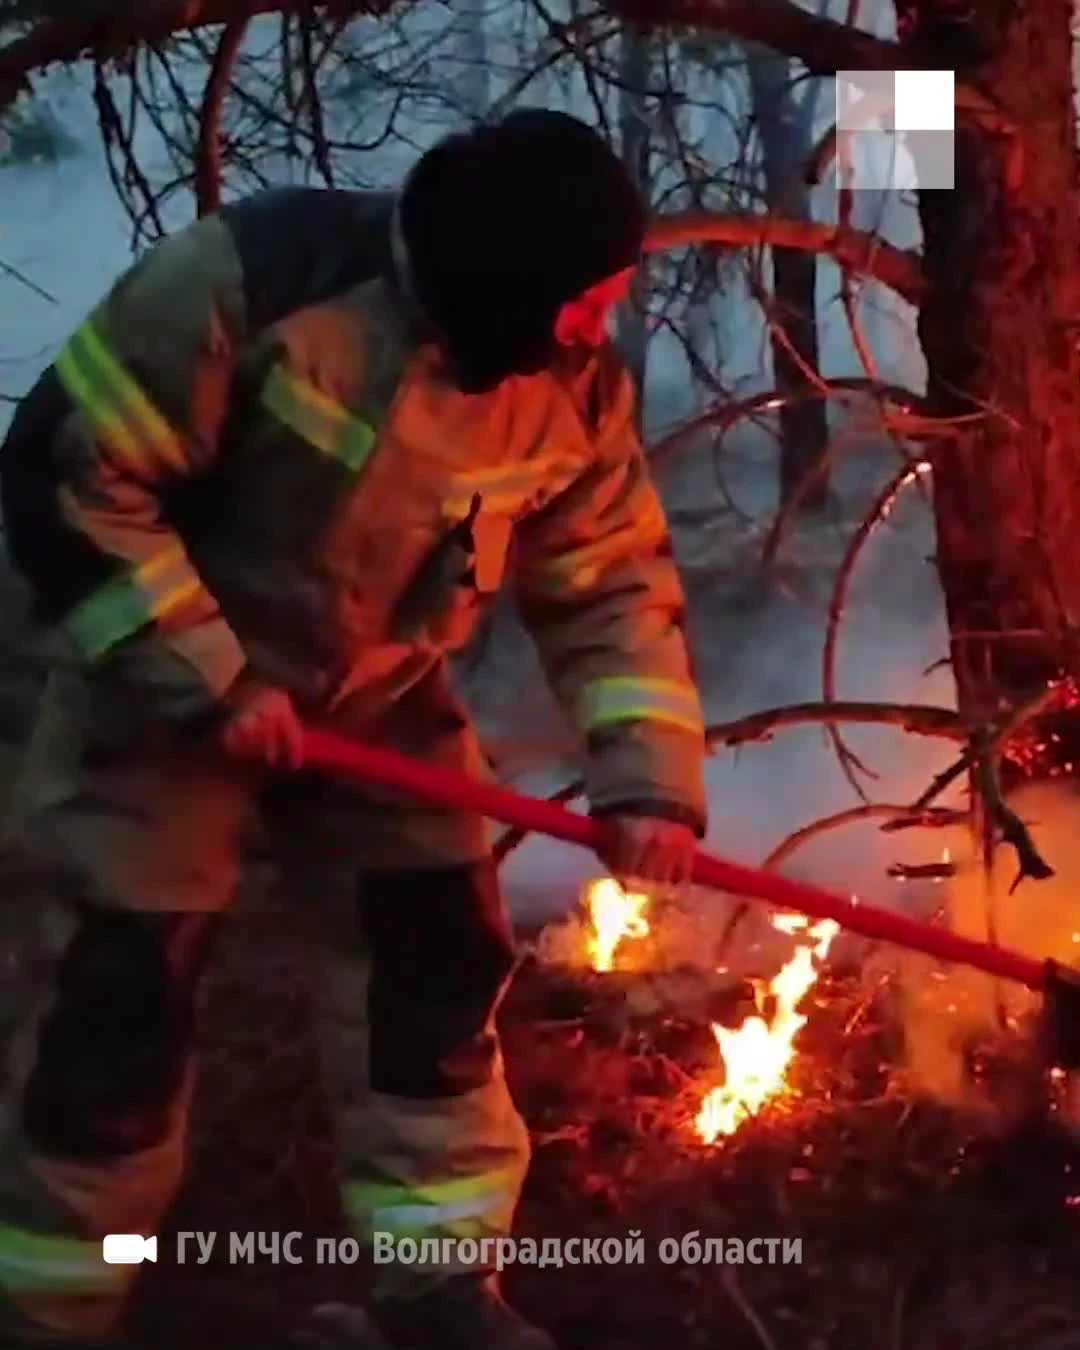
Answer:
300;728;1047;992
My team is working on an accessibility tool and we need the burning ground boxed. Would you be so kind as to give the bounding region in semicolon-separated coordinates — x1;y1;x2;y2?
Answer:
506;875;1080;1348
128;865;1080;1350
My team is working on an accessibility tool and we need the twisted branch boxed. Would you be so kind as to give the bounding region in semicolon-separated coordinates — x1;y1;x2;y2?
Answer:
761;803;965;873
645;211;923;305
819;459;932;799
193;5;252;216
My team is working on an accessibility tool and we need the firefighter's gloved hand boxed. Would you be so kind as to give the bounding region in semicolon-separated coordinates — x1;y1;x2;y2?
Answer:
220;680;304;770
599;815;697;887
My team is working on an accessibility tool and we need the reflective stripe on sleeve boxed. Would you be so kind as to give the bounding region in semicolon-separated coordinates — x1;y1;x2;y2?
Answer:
441;458;584;519
579;675;704;736
54;319;186;477
62;541;205;660
260;364;377;471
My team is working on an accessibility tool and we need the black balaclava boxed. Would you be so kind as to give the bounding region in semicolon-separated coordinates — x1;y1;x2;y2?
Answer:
397;109;647;394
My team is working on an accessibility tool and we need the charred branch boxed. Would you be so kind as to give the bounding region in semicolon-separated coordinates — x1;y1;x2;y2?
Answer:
710;700;964;749
884;861;955;882
905;683;1065;818
762;803;966;873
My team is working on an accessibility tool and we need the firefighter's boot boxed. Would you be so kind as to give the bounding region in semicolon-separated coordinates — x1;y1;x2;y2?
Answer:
298;1276;557;1350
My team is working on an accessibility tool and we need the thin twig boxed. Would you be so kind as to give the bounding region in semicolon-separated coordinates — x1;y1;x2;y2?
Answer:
819;458;932;798
720;1266;780;1350
762;803;965;872
0;256;56;305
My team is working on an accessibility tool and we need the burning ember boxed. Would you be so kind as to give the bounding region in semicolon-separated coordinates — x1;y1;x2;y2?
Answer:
582;879;839;1143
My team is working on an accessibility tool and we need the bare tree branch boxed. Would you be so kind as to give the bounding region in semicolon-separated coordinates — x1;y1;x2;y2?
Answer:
0;253;56;304
0;1;391;108
646;210;924;305
762;803;966;873
0;0;923;120
592;0;901;74
194;4;253;215
490;701;964;864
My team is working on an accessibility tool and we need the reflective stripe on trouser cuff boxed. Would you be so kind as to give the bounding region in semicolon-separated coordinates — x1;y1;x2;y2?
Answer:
0;1222;131;1294
260;363;377;470
344;1167;518;1240
579;675;704;736
62;542;206;660
54;319;186;477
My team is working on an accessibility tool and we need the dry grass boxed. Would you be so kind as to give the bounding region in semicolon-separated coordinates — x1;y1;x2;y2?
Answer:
124;899;1080;1350
502;961;1080;1350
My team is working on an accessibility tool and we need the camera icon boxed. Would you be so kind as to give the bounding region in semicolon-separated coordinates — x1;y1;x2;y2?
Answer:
102;1234;158;1265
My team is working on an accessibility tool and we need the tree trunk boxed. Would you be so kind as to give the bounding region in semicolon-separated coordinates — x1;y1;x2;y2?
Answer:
747;45;831;511
909;0;1080;775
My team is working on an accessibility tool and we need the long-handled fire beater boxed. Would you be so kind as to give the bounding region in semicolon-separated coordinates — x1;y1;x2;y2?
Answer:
299;728;1080;1072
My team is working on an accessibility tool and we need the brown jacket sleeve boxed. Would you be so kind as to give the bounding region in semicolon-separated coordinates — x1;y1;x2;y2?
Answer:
513;349;708;834
50;214;249;717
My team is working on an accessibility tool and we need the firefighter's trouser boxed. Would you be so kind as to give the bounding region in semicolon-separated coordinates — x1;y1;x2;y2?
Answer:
0;664;530;1342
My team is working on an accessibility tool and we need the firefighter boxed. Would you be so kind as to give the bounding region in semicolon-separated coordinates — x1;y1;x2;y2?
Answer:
0;109;707;1349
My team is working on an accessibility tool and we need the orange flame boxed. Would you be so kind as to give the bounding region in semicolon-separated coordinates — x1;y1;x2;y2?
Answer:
581;879;838;1142
695;914;838;1142
584;877;650;972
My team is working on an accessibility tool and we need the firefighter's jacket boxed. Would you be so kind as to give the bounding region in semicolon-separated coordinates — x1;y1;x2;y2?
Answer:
1;188;708;832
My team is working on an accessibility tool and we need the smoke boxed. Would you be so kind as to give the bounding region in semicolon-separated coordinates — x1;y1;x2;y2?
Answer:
480;395;1080;1128
889;779;1080;1110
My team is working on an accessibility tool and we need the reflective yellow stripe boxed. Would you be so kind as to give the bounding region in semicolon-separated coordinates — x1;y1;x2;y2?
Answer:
442;459;584;519
63;541;204;660
580;675;704;735
344;1168;516;1240
54;319;186;476
532;535;621;591
260;364;377;471
0;1223;128;1294
528;515;665;595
